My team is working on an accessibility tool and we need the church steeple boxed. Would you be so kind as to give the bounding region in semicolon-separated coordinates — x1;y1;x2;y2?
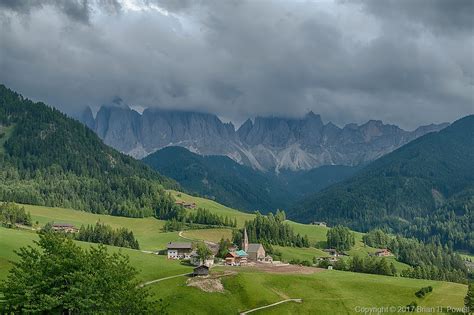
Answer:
242;228;249;252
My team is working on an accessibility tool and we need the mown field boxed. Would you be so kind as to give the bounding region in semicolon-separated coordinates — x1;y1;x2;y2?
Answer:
0;227;192;282
168;190;255;227
148;266;467;314
20;204;180;250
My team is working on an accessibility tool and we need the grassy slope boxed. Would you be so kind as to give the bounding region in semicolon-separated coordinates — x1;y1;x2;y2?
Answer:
182;228;233;243
168;190;255;227
153;193;406;266
149;267;466;315
21;204;180;250
17;201;410;269
0;227;192;282
0;203;465;313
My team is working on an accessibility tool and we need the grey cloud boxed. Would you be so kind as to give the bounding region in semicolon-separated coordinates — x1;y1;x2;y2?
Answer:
0;0;121;23
361;0;474;35
0;0;472;130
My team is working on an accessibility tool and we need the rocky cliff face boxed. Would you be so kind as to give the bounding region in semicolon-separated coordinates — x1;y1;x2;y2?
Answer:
82;105;448;172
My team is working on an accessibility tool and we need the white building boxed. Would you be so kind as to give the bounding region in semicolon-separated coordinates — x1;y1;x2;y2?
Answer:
167;242;193;259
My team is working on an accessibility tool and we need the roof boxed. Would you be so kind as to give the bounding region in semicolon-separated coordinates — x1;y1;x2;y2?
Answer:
194;265;209;270
52;223;75;227
236;250;248;257
167;242;192;249
247;243;263;253
225;252;238;258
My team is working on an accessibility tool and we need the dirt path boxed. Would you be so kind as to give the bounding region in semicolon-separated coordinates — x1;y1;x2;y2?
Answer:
240;299;303;314
139;272;191;287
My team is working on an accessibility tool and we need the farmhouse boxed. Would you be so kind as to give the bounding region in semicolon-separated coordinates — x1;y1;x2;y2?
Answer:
375;249;393;257
225;250;248;266
242;229;266;261
174;201;196;209
312;221;327;227
193;265;209;277
51;223;78;233
167;242;193;259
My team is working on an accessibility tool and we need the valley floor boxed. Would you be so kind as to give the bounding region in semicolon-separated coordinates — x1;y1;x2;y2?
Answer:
0;201;469;314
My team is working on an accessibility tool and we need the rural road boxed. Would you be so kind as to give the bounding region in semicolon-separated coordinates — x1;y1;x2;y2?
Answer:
139;273;191;287
240;299;303;314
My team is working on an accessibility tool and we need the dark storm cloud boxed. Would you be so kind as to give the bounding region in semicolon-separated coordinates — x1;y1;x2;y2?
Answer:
0;0;121;23
361;0;474;35
0;0;472;129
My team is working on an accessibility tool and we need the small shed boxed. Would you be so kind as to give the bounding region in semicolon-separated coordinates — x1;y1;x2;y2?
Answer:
193;265;209;277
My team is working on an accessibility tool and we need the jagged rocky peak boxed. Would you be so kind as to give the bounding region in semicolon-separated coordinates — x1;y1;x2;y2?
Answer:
80;105;449;171
304;110;323;123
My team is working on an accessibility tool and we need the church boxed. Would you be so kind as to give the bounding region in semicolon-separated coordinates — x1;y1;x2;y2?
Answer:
241;228;266;261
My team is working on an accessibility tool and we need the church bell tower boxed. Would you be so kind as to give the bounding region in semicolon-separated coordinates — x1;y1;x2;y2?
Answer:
242;228;249;252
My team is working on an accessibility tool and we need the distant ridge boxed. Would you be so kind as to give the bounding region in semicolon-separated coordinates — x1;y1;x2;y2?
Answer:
81;105;448;172
143;146;360;212
290;114;474;251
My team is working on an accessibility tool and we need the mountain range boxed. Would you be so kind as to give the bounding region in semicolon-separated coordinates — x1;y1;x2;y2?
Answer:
290;115;474;251
143;146;359;211
1;84;472;252
80;103;448;172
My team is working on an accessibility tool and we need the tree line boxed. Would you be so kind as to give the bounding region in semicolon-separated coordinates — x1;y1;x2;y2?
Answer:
163;207;237;231
0;202;32;227
75;222;140;250
317;256;397;277
232;210;310;248
326;225;355;251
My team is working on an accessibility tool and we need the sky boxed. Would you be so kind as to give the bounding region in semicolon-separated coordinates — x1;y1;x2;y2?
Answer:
0;0;473;129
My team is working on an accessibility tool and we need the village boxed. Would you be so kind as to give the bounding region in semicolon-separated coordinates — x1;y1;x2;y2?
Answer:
45;220;394;277
166;228;275;276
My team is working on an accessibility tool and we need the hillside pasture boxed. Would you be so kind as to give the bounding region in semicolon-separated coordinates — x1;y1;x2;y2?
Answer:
18;204;181;250
168;190;255;227
148;266;467;314
0;227;191;282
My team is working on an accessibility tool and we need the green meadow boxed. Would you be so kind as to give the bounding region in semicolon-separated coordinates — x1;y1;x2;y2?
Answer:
15;201;398;267
148;267;467;315
0;198;468;314
168;190;255;227
0;227;191;282
20;203;180;250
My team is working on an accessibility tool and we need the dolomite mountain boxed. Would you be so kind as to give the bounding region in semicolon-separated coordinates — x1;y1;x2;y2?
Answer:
80;104;448;172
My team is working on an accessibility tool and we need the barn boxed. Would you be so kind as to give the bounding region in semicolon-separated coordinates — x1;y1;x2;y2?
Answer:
193;265;209;277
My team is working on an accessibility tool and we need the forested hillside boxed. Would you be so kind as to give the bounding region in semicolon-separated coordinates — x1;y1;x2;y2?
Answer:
290;115;474;252
143;146;290;211
143;146;358;212
0;85;179;217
